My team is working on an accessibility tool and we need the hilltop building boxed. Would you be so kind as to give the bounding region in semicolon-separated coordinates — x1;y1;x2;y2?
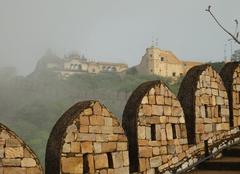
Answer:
35;51;128;78
136;46;202;77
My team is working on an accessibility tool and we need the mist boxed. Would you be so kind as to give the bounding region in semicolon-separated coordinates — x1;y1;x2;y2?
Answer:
0;0;240;75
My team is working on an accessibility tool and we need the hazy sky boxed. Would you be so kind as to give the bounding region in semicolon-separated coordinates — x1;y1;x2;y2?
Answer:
0;0;240;75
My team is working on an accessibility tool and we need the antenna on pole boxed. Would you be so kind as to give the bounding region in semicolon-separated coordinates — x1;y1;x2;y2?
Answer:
155;38;159;47
151;35;154;47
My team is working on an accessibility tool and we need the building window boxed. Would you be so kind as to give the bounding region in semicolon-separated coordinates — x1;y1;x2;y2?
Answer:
150;54;153;57
180;73;183;76
107;153;113;168
83;154;89;173
204;104;208;118
92;69;95;73
172;124;177;139
151;124;156;141
218;105;221;117
161;57;164;61
172;72;176;77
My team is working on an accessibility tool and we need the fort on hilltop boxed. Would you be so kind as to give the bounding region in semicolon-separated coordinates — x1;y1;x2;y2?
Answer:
136;46;202;77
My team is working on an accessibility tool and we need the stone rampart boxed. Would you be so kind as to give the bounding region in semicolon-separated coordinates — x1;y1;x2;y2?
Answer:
0;123;43;174
220;62;240;127
122;80;188;173
45;101;129;174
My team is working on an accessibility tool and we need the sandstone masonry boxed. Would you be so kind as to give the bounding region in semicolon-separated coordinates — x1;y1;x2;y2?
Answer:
46;101;129;174
0;123;43;174
122;81;188;173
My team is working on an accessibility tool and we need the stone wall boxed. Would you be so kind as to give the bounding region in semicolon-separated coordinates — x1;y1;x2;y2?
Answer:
0;123;43;174
220;62;240;128
178;65;230;145
122;81;188;173
46;101;129;174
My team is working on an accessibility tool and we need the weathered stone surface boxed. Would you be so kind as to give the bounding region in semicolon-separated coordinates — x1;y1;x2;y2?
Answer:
94;154;108;169
61;157;83;173
21;158;37;167
5;147;24;158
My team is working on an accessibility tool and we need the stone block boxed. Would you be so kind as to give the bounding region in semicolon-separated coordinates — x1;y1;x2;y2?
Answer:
80;125;89;133
164;106;172;116
90;116;105;125
141;96;148;104
93;102;102;115
112;152;123;168
166;124;173;140
101;142;116;152
159;146;167;155
84;108;93;115
114;167;129;174
139;158;147;172
79;116;90;125
87;154;95;173
216;97;224;105
6;138;21;147
104;117;112;126
150;156;162;168
71;142;81;153
156;96;164;105
102;126;113;134
2;159;21;166
145;126;151;140
138;126;146;139
5;147;23;158
3;168;26;174
164;97;172;105
168;117;178;123
159;116;167;123
21;158;37;167
142;105;152;116
94;143;102;153
61;157;83;173
94;154;108;169
139;146;152;157
123;151;129;166
117;142;127;151
81;142;93;153
102;108;110;116
26;168;42;174
152;105;163;115
148;96;156;104
204;124;212;133
153;147;160;155
167;145;176;154
89;126;102;133
78;133;96;141
160;129;167;141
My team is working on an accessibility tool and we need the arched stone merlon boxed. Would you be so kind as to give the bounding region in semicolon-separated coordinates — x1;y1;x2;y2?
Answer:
178;64;230;145
220;62;240;128
46;101;129;174
0;123;43;174
122;80;188;173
